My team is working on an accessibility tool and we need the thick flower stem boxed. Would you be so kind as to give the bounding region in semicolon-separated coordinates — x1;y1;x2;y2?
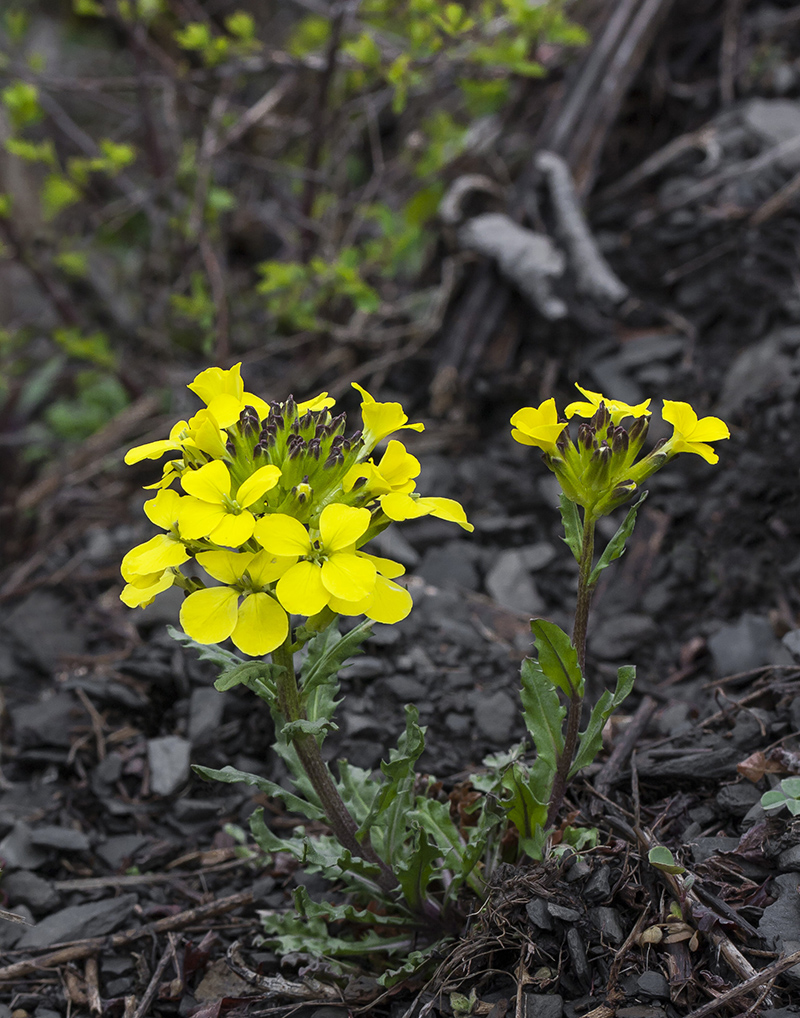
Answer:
546;507;596;830
271;638;399;894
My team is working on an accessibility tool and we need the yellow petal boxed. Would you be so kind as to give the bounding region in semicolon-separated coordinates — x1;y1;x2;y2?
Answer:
298;391;336;413
319;503;371;551
205;393;246;429
365;575;413;624
380;492;425;521
231;592;288;656
188;363;244;404
180;586;239;644
242;392;271;419
357;551;405;579
120;570;174;607
181;460;230;504
188;409;228;459
376;440;420;488
237;465;282;507
247;550;297;586
688;415;730;442
254;514;311;556
276;561;329;616
124;437;181;465
144;488;182;528
122;534;189;577
209;510;255;548
661;400;698;435
321;551;376;600
416;496;474;532
196;549;255;585
179;497;229;540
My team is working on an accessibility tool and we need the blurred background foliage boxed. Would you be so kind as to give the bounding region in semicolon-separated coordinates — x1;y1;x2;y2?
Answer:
0;0;586;467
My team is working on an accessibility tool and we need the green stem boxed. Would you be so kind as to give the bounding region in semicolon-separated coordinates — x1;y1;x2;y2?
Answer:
271;638;399;894
546;507;596;829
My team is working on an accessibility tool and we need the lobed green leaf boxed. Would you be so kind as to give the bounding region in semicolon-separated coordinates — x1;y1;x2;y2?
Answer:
530;619;583;698
589;491;648;587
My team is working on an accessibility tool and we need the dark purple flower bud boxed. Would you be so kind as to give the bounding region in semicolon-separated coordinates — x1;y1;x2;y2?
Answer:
287;435;306;459
226;439;236;457
307;438;321;459
324;448;344;469
590;403;610;433
577;423;594;451
611;426;629;456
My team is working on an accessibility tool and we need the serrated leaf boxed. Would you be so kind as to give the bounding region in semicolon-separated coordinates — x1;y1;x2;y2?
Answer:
648;845;685;874
393;825;441;911
213;660;279;693
520;657;565;770
359;705;426;861
299;619;372;742
168;625;244;670
569;665;635;778
559;495;582;562
530;619;583;698
378;942;451;987
193;764;324;819
293;884;409;926
502;762;548;847
589;491;648;587
336;760;382;825
282;717;337;741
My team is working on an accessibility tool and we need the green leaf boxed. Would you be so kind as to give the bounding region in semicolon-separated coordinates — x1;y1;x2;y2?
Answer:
781;777;800;798
761;789;788;811
530;618;583;699
300;619;372;732
648;845;685;874
520;657;565;770
41;174;82;220
502;762;548;851
589;491;648;587
282;717;337;741
193;764;324;820
559;495;582;561
393;824;440;911
569;665;635;778
167;625;248;672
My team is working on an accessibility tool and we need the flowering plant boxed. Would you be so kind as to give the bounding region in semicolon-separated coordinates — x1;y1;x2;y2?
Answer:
120;370;728;983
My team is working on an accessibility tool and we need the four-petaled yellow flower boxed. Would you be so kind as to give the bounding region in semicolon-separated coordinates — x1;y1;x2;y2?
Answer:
180;461;282;546
564;385;651;425
343;439;420;495
327;552;413;624
120;489;188;606
510;399;567;454
661;400;730;464
189;362;335;429
180;550;292;655
255;503;379;616
352;383;424;451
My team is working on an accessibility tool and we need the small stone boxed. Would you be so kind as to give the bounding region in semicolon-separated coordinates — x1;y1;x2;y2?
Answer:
17;894;137;949
778;846;800;872
1;872;60;915
716;782;762;816
0;904;32;949
2;592;86;671
485;549;546;615
473;690;517;744
0;824;48;870
689;836;740;864
30;825;90;851
547;902;581;923
526;897;553;931
383;675;427;701
590;907;624;945
339;656;385;680
636;970;670;1000
584;865;611;903
445;713;471;736
566;927;589;986
759;872;800;979
590;614;657;660
417;541;480;591
188;687;225;745
147;736;191;796
523;993;564;1018
11;693;87;749
708;613;787;677
194;958;255;1003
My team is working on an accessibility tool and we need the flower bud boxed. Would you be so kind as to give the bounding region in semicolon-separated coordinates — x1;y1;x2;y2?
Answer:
590;403;610;433
610;426;629;456
307;438;321;460
577;423;594;452
627;415;650;458
238;406;260;437
226;439;236;457
287;435;306;459
585;443;612;487
324;447;344;469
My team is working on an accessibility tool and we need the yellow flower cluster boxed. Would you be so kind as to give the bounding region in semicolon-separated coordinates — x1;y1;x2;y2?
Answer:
511;384;729;515
121;365;472;656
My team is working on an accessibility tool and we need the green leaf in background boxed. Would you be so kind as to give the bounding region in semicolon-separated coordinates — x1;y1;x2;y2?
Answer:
648;845;685;874
194;765;324;819
569;665;635;778
589;490;648;586
530;619;583;698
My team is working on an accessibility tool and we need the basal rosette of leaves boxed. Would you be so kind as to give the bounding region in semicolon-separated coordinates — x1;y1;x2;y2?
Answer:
120;363;472;657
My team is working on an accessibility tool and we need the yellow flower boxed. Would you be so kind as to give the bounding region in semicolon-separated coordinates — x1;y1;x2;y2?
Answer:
342;439;420;495
352;382;424;451
188;362;335;429
380;492;474;532
179;461;282;546
180;549;292;656
120;490;188;607
510;399;567;454
254;503;378;616
564;385;651;425
661;400;730;464
328;553;412;624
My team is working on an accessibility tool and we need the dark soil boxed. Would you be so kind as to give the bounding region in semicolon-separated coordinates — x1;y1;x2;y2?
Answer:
4;2;800;1017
